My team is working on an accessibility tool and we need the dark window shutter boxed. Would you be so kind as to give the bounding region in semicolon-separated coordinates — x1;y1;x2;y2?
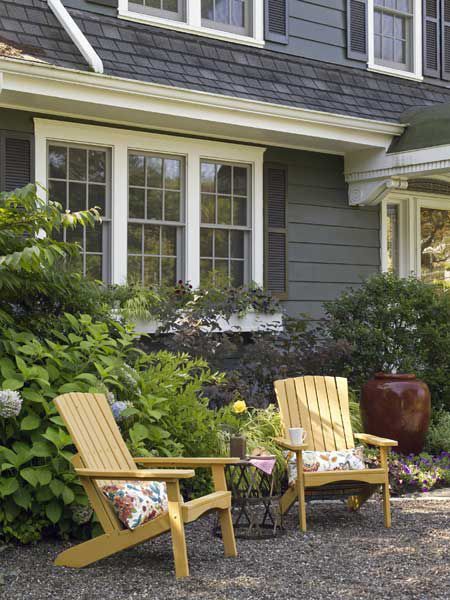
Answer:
347;0;368;61
441;0;450;79
265;0;289;44
265;165;287;298
0;133;33;193
424;0;440;77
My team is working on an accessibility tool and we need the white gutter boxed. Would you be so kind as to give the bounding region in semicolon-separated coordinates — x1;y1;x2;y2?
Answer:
47;0;103;74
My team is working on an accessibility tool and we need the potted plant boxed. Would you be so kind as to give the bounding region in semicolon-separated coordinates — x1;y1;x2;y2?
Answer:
227;397;249;459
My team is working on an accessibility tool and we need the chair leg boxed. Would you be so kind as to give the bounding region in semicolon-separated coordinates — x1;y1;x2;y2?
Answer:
55;533;116;568
380;447;392;528
218;508;237;557
166;481;190;578
295;451;307;532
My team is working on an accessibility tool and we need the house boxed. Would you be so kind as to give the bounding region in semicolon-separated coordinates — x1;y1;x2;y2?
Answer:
0;0;449;320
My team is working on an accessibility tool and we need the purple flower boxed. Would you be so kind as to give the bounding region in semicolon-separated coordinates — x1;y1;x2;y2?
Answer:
111;401;128;422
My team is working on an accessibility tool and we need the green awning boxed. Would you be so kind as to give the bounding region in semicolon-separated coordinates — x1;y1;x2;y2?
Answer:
389;102;450;153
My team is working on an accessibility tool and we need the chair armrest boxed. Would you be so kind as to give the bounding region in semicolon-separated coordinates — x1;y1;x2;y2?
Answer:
75;468;195;480
273;437;308;452
133;457;240;467
354;433;398;447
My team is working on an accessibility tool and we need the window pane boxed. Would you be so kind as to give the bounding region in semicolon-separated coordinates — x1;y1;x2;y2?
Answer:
89;150;106;183
231;0;245;27
163;0;179;11
386;205;399;274
89;184;106;215
86;225;102;252
144;256;159;286
69;148;87;181
49;146;67;179
215;0;229;23
49;180;67;208
200;228;214;257
202;0;214;18
128;223;142;254
66;225;83;245
201;162;216;193
233;196;247;226
165;191;181;221
230;230;244;258
231;261;244;287
200;259;213;285
421;208;450;283
86;254;102;280
129;154;145;186
144;224;160;255
201;194;216;223
215;259;229;278
128;255;142;283
215;229;229;258
382;36;394;61
217;164;232;194
147;156;163;188
147;189;163;220
233;166;247;196
69;182;86;213
218;196;232;224
161;226;177;255
161;257;177;285
129;188;146;219
164;159;181;190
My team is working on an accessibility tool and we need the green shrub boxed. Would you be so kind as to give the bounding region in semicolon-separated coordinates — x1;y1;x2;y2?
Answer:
425;410;450;454
321;273;450;410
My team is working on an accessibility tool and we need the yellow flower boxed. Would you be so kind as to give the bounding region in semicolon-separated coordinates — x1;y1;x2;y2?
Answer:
232;400;247;414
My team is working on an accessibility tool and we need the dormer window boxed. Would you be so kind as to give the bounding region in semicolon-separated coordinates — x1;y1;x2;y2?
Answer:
118;0;264;47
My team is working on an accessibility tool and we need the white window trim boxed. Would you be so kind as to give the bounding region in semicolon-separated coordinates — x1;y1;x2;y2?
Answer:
34;118;265;288
117;0;265;48
380;192;450;278
367;0;423;81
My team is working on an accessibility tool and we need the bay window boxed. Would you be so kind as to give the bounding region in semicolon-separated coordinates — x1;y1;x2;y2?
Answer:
381;194;450;284
36;120;264;291
118;0;264;46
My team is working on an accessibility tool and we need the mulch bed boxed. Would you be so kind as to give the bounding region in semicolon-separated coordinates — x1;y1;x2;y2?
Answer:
1;497;449;600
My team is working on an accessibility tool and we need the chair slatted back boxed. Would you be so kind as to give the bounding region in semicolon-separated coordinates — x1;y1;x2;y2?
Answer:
274;376;354;451
54;393;135;471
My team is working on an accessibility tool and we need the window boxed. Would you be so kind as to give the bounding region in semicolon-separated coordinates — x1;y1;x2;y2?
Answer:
128;0;184;21
47;143;111;282
36;120;264;290
200;161;251;286
386;204;400;273
201;0;252;36
127;153;184;286
420;207;450;283
367;0;422;79
382;195;450;283
118;0;263;46
374;0;413;71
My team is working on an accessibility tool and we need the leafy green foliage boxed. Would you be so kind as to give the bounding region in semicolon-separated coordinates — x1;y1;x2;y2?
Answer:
425;410;450;454
321;273;450;411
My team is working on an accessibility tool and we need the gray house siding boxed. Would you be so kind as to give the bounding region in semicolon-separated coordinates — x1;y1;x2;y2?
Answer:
264;147;380;320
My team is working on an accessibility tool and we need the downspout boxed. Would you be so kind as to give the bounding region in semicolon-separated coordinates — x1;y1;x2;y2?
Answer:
47;0;104;74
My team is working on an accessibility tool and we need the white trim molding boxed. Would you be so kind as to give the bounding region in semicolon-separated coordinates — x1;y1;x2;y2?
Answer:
118;0;264;48
34;118;265;288
47;0;104;74
0;58;403;155
367;0;423;81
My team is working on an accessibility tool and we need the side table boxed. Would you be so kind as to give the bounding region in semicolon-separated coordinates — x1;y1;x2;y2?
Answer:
216;458;284;539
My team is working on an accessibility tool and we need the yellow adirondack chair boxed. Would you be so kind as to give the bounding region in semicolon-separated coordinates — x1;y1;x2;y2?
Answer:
274;376;398;532
54;392;238;578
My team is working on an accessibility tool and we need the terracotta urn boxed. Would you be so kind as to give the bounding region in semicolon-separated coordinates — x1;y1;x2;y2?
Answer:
360;373;431;455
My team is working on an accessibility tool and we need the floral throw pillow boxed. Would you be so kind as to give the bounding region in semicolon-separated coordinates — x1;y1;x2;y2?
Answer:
285;447;366;486
101;481;168;530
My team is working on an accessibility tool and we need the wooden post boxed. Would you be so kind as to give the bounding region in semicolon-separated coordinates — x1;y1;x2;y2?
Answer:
379;447;391;528
212;465;237;557
166;480;189;578
295;451;307;532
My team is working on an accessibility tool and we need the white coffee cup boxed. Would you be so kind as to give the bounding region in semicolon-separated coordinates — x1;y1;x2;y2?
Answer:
289;427;307;446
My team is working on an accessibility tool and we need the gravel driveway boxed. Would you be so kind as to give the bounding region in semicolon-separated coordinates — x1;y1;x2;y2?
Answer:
1;498;449;600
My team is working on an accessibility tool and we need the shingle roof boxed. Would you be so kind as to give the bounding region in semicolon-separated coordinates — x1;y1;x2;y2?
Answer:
2;0;450;123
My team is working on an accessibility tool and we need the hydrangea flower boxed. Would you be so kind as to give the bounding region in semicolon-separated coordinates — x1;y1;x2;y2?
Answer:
0;390;23;418
106;391;115;405
111;400;128;422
